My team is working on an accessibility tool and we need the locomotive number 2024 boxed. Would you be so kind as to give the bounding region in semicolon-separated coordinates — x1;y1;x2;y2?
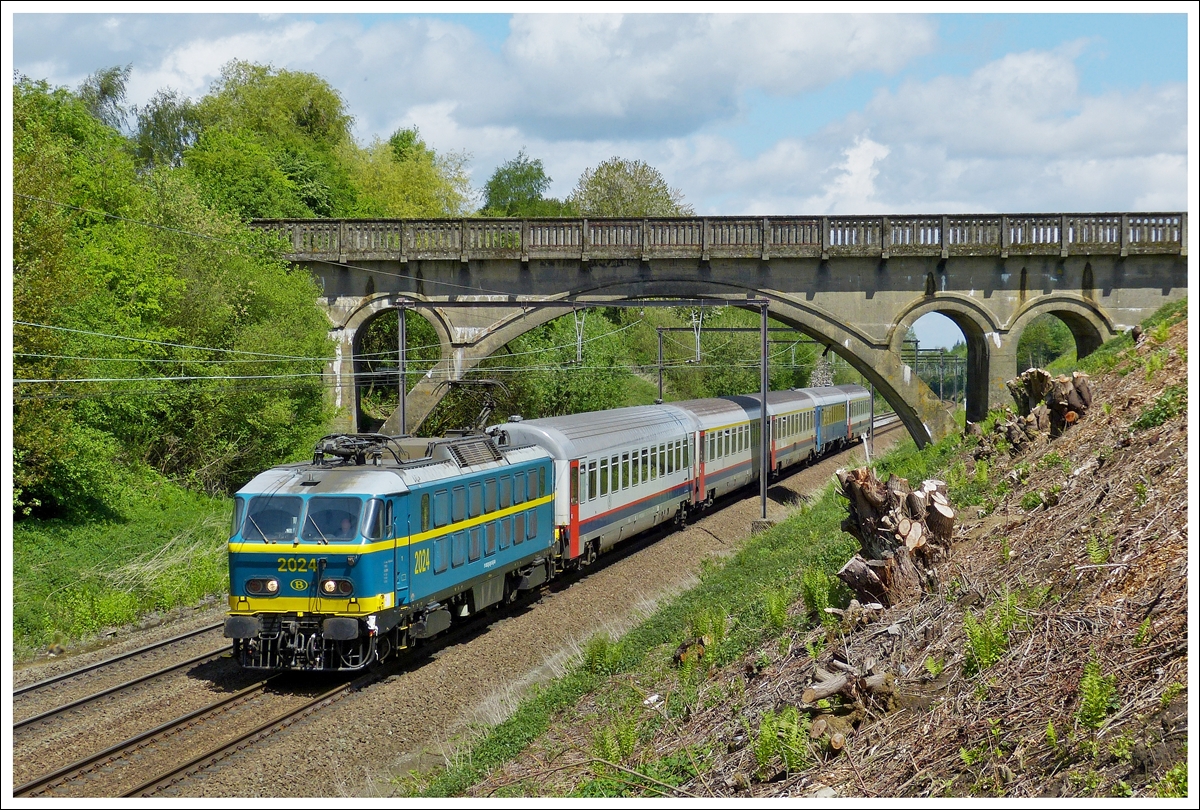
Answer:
413;548;431;575
276;557;318;573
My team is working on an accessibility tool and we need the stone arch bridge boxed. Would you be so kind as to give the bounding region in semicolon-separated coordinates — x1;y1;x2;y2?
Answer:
251;213;1187;446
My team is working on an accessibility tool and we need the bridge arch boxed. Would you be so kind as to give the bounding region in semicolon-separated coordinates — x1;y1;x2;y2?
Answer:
1006;295;1114;376
889;295;1001;423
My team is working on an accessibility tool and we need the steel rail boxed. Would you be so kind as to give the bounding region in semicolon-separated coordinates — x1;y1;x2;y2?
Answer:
14;622;224;697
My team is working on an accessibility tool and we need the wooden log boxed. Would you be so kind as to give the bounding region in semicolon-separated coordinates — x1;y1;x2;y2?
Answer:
1072;372;1093;409
809;717;828;738
897;516;912;539
926;501;955;539
904;520;925;550
827;659;861;676
906;491;928;521
830;732;846;751
863;671;895;695
803;673;850;704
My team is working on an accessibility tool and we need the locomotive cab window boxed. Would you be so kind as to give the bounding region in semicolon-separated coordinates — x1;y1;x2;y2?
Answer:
243;495;303;542
302;496;364;542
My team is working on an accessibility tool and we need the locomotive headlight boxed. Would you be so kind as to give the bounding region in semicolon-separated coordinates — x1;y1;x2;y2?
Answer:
246;578;279;595
321;579;353;596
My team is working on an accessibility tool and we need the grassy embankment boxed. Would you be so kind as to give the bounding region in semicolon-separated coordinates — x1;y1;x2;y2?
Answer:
12;474;229;660
402;298;1186;798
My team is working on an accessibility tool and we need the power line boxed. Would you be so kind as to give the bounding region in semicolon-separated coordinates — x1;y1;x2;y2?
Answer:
15;321;325;360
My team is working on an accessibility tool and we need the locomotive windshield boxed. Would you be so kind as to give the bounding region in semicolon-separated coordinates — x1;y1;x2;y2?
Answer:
242;496;303;542
302;496;364;542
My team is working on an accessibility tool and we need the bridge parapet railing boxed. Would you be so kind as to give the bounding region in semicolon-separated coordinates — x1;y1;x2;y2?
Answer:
887;217;943;256
252;213;1185;262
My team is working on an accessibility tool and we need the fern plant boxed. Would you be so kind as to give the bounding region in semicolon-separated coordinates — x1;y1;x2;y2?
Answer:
1076;659;1118;731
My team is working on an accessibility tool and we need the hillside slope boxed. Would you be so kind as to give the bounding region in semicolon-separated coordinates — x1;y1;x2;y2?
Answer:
461;304;1188;799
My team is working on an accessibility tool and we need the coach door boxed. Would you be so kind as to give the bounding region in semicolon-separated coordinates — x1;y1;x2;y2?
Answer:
569;459;581;559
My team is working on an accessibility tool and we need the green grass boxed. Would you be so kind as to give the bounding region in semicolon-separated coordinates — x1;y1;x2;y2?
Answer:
12;470;229;658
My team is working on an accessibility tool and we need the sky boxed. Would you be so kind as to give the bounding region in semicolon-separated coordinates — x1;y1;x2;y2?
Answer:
7;5;1195;347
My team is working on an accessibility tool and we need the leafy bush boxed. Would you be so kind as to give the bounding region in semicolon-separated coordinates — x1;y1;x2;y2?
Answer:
1076;659;1118;731
1132;385;1186;431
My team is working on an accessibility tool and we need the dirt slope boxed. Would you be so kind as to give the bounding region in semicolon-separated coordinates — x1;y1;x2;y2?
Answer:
468;311;1189;799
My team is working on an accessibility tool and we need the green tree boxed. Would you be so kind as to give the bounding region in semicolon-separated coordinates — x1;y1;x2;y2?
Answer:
481;149;574;217
568;157;694;217
346;127;473;218
133;88;201;169
77;64;131;130
1016;314;1075;370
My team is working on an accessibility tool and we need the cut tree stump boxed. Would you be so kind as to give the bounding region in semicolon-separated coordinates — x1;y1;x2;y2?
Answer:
835;468;956;607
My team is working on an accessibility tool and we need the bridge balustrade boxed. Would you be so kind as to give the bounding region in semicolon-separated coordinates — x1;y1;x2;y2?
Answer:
254;213;1185;264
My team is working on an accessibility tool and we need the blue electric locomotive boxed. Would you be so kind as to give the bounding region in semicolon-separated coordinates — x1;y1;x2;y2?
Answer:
224;433;555;671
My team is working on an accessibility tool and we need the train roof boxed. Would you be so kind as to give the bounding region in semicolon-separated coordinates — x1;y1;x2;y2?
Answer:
236;439;549;498
494;404;696;460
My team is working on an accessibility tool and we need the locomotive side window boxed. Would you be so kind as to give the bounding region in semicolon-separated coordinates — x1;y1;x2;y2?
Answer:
362;499;385;540
529;470;539;501
486;522;496;555
515;513;526;544
452;486;466;522
469;527;482;562
527;509;538;539
434;537;448;573
485;479;497;513
469;483;483;518
514;472;526;504
421;494;431;532
230;497;246;538
500;476;512;509
433;490;449;527
452;532;466;567
243;495;303;542
499;517;511;550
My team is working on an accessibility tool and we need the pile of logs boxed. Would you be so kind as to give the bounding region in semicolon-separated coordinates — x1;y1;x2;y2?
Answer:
800;657;897;753
1005;368;1093;437
834;468;956;607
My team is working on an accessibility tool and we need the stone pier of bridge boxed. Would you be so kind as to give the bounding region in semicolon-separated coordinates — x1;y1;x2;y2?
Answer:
252;212;1187;446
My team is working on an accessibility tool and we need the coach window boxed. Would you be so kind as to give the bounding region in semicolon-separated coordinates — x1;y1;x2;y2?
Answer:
683;439;690;469
571;466;579;505
486;522;497;556
515;513;526;544
469;482;483;518
611;456;619;489
452;486;466;523
650;446;657;480
514;472;526;504
675;440;682;471
420;493;431;532
642;448;649;481
621;453;629;489
500;476;512;509
433;490;450;528
484;479;497;513
588;461;597;500
631;451;640;486
666;444;674;475
600;458;609;496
